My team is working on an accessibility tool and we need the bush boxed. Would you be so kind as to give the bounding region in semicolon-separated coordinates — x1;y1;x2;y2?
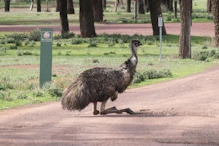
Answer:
5;33;28;40
9;45;18;50
88;39;97;47
29;29;41;41
43;82;62;97
133;69;172;84
6;38;15;44
71;38;83;44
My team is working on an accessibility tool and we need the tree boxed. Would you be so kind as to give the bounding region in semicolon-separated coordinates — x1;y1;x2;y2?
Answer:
212;0;219;47
161;0;173;11
126;0;131;12
29;0;34;11
138;0;145;14
178;0;192;58
149;0;167;35
67;0;75;14
93;0;103;22
37;0;41;12
60;0;69;34
144;0;149;12
5;0;10;12
80;0;96;37
207;0;212;13
56;0;60;12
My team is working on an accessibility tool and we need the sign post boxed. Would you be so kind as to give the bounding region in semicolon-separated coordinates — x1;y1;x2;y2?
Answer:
158;15;163;61
40;28;53;88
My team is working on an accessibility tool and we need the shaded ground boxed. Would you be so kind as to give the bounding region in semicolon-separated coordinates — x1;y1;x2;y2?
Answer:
0;23;218;146
0;22;215;36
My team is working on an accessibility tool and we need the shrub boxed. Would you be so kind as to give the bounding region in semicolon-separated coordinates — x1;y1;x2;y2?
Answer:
71;38;83;44
5;33;28;40
17;93;28;99
29;29;41;41
23;51;33;55
88;39;97;47
0;92;5;100
15;41;22;47
6;38;15;44
9;45;18;50
43;82;62;97
17;49;23;56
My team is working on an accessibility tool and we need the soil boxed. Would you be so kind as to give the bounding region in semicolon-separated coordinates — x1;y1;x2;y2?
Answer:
0;23;219;146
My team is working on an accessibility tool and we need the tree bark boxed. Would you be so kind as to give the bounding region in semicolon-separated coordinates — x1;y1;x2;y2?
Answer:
29;0;34;11
37;0;41;12
67;0;75;14
126;0;131;12
5;0;10;12
174;0;177;18
56;0;60;12
60;0;69;34
144;0;149;12
179;0;192;58
149;0;167;35
207;0;212;13
138;0;145;14
212;0;219;47
80;0;96;37
93;0;103;22
134;0;138;20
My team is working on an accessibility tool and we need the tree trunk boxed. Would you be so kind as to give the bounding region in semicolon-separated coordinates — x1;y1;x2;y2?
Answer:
102;0;106;9
207;0;212;13
93;0;103;22
149;0;167;35
56;0;60;12
37;0;41;12
174;0;177;18
67;0;75;14
115;0;119;12
29;0;34;11
60;0;69;34
212;0;219;47
80;0;96;37
134;0;138;20
138;0;145;14
45;0;49;12
5;0;10;12
144;0;149;12
179;0;192;58
126;0;131;12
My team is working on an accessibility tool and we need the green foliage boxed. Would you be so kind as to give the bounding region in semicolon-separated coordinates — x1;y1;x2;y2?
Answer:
9;45;18;50
133;69;172;84
6;38;15;44
5;33;28;40
71;38;83;44
54;32;75;39
88;39;97;47
42;82;63;97
193;50;217;61
29;29;41;41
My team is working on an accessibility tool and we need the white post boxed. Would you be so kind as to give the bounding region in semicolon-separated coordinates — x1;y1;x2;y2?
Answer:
158;15;163;61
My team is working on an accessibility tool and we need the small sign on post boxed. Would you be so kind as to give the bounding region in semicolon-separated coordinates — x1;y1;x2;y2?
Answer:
158;15;163;61
40;28;53;88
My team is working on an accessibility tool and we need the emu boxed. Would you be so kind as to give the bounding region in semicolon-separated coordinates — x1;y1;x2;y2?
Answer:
61;40;142;115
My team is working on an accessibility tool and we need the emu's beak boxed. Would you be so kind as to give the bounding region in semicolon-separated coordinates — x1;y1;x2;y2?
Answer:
138;43;143;47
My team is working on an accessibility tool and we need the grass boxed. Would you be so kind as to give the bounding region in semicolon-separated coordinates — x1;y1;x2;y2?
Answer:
0;31;219;110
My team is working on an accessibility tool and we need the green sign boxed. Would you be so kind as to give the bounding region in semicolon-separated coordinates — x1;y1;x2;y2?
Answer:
40;28;53;88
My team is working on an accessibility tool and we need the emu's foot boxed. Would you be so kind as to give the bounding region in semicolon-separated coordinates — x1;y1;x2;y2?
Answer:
125;108;136;115
100;107;136;115
93;110;99;115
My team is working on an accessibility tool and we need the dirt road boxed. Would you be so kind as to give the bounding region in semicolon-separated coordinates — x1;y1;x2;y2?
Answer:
0;23;215;36
0;65;219;146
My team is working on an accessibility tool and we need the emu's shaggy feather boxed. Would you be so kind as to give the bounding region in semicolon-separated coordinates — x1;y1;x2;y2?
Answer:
61;40;141;111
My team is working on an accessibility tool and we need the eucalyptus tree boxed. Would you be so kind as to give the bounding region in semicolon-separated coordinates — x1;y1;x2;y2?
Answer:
5;0;10;12
60;0;69;34
178;0;192;58
148;0;167;35
212;0;219;47
93;0;103;22
80;0;96;37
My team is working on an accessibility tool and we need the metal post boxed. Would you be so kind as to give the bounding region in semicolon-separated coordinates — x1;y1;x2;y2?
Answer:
40;28;53;88
158;15;163;61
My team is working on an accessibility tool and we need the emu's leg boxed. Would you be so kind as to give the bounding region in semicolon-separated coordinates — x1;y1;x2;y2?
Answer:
93;102;99;115
100;101;135;115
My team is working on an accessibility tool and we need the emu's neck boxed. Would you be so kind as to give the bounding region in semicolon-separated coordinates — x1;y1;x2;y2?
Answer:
130;44;138;66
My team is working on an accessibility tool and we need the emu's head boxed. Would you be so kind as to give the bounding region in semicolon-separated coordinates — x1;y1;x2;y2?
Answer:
130;40;142;57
